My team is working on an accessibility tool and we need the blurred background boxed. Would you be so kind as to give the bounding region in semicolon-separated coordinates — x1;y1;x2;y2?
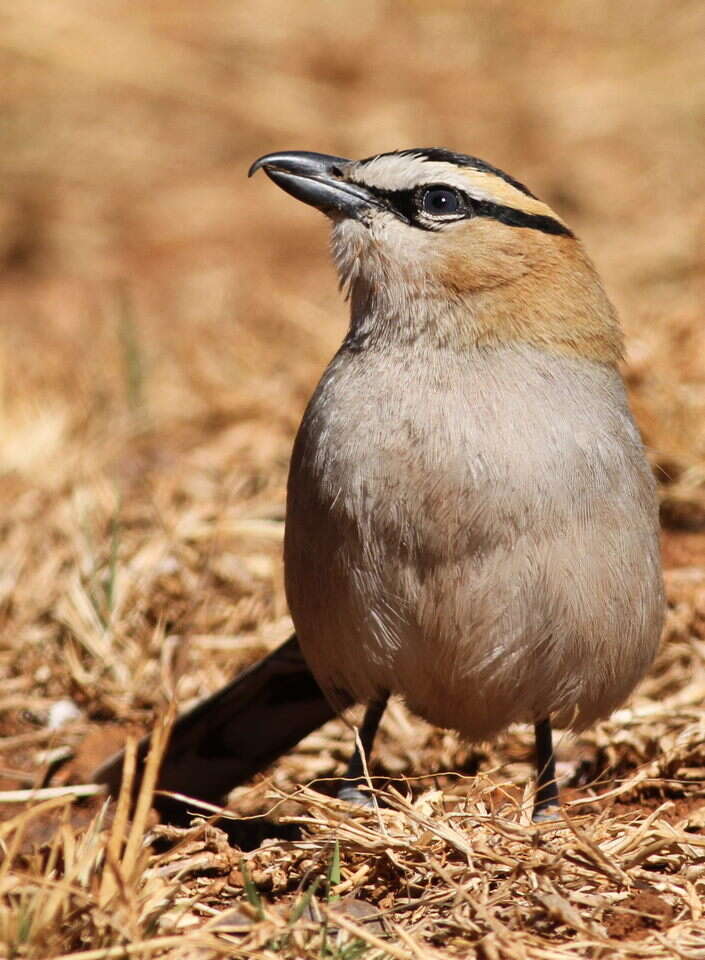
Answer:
0;0;704;785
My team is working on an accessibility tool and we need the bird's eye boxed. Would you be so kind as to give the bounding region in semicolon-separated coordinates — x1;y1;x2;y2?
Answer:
421;187;462;217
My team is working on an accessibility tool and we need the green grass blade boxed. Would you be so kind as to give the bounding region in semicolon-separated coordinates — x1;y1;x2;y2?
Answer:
288;875;321;925
240;859;264;921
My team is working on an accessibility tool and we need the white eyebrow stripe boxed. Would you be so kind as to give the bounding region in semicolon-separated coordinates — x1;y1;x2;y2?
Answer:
348;153;564;224
348;154;480;194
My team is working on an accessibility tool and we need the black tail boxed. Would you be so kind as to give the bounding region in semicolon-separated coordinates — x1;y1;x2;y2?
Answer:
93;634;339;805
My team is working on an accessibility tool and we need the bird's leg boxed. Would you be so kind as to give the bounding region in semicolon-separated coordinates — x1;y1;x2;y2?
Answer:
337;694;389;807
532;717;561;822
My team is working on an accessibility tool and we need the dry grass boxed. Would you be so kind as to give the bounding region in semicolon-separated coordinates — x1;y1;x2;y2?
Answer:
1;0;705;957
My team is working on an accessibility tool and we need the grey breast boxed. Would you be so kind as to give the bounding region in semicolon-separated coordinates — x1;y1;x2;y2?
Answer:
284;342;663;738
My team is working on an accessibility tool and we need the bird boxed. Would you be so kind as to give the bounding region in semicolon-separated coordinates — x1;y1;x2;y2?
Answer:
247;147;665;821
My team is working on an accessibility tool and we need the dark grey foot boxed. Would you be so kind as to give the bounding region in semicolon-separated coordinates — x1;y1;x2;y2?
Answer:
532;802;562;823
337;783;375;807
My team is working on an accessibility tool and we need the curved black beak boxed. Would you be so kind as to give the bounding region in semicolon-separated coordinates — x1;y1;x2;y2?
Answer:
249;150;379;219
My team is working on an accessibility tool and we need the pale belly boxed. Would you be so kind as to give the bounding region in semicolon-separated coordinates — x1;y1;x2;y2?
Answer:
284;344;664;740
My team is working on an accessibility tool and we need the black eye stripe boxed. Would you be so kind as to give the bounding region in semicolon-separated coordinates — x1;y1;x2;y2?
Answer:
363;185;573;238
471;199;574;237
363;186;461;231
370;187;418;225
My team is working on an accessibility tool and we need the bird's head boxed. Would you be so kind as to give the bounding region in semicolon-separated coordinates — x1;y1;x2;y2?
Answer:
249;148;622;363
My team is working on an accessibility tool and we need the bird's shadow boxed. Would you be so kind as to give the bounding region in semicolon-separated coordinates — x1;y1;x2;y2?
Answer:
153;753;484;851
153;794;302;851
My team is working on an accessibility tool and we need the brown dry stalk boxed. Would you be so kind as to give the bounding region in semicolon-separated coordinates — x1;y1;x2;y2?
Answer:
99;736;138;907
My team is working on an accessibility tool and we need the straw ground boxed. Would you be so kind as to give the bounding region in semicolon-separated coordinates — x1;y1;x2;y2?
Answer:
1;1;705;957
